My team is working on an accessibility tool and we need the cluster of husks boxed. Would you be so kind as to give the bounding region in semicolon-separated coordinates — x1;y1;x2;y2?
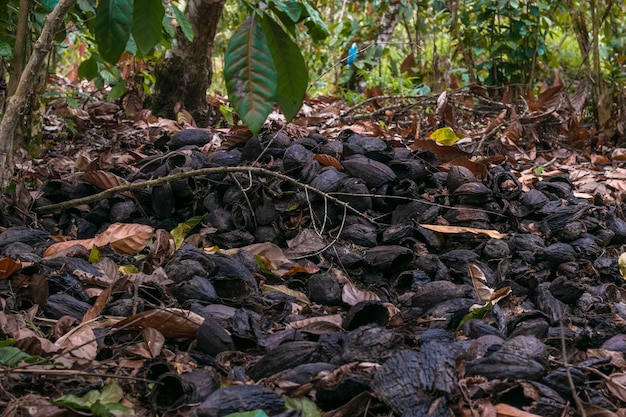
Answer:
3;127;626;416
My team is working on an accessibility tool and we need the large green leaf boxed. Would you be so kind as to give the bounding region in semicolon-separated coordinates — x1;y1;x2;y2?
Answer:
132;0;164;55
300;0;329;42
78;56;99;80
170;4;194;42
224;16;277;134
94;0;134;63
261;15;307;121
271;0;303;22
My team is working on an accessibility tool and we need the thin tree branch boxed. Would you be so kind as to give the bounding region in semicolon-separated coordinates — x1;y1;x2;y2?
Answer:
34;166;380;224
0;0;77;189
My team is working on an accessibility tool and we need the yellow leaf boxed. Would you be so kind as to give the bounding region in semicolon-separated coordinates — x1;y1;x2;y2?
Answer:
119;264;139;275
88;246;101;263
619;253;626;278
429;127;461;146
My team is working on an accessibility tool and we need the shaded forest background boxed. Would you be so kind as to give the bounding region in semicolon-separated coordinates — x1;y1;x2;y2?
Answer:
0;0;625;183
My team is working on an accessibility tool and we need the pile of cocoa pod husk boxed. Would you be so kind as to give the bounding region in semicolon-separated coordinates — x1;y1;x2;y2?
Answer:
3;126;626;417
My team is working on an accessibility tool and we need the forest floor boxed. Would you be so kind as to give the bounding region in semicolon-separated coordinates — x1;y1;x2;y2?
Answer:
2;76;626;417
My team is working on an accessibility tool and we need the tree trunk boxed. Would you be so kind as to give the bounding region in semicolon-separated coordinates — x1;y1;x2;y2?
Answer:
0;0;76;189
8;0;31;96
152;0;225;126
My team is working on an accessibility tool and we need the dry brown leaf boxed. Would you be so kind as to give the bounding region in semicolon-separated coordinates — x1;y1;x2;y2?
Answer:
409;139;470;163
55;324;97;360
143;327;165;358
283;259;319;276
288;314;343;331
92;223;154;254
13;328;61;356
262;284;310;305
314;153;343;170
112;308;203;339
239;242;291;270
582;403;620;417
468;263;493;303
342;280;380;306
44;223;153;257
82;277;126;323
149;229;176;266
607;373;626;402
83;170;131;193
418;224;506;239
494;403;543;417
442;156;489;180
0;257;22;280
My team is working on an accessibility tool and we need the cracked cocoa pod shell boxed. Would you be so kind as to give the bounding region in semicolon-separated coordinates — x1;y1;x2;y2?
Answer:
150;372;194;411
388;159;428;181
535;283;569;324
482;238;510;259
390;200;434;224
308;272;343;305
371;341;459;417
342;133;394;162
336;177;372;212
209;230;255;248
447;165;476;193
341;154;397;188
283;143;314;174
191;385;285;417
570;237;602;259
534;176;574;199
308;167;348;196
45;293;90;321
451;182;493;205
241;131;291;162
172;276;217;303
342;300;389;330
549;276;584;305
335;324;400;364
316;373;371;410
340;223;378;247
324;243;365;268
557;220;587;242
490;168;522;199
465;335;548;380
365;245;412;269
206;149;242;167
381;223;414;244
411;281;465;311
164;244;217;282
425;298;476;329
607;213;626;244
318;140;343;158
248;341;325;380
207;252;258;301
166;128;212;149
151;184;175;219
509;233;545;253
110;200;139;222
197;316;235;356
538;242;576;266
519;188;550;211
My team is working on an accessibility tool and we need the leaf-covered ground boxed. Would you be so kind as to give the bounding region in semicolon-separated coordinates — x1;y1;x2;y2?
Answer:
3;76;626;417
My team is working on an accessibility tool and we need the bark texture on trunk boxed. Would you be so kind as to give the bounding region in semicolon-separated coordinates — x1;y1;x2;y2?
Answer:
152;0;225;126
0;0;76;189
